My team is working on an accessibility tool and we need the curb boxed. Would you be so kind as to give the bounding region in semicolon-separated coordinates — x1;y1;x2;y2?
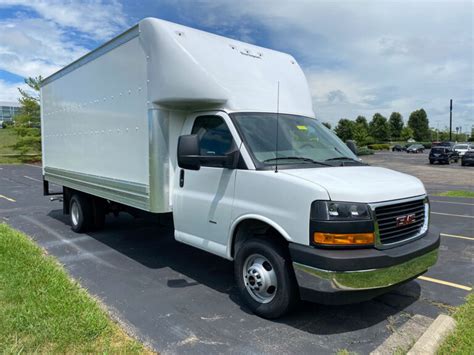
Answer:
407;314;456;355
370;314;432;355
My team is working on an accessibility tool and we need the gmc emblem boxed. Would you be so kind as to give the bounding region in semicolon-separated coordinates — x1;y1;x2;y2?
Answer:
396;213;416;227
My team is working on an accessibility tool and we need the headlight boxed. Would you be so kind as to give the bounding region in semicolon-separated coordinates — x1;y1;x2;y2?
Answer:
311;201;371;221
310;200;374;247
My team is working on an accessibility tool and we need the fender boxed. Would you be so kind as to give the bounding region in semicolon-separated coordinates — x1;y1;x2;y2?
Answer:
226;214;293;260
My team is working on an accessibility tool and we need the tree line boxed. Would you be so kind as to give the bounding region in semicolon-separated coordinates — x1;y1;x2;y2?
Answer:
327;109;431;146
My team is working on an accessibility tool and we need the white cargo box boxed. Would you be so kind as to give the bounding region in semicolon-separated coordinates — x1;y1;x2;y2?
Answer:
41;18;313;213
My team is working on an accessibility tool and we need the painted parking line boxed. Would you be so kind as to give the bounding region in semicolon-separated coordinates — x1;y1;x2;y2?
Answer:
431;211;474;219
440;233;474;241
430;200;474;206
25;164;41;168
0;194;16;202
418;275;472;292
23;175;42;183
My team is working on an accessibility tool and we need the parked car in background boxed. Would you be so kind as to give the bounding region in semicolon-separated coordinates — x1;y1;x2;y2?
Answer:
461;150;474;166
436;141;455;148
407;144;425;153
392;144;404;152
453;144;471;157
429;147;459;164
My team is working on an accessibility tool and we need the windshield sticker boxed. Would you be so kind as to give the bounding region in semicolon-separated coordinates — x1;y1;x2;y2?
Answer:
296;125;308;131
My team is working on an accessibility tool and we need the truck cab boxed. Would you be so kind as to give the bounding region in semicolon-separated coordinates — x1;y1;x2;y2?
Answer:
172;110;438;318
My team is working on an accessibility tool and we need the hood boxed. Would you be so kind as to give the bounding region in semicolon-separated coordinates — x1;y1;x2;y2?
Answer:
281;166;426;203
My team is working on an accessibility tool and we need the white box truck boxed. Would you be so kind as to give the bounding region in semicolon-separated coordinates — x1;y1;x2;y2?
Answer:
41;18;439;318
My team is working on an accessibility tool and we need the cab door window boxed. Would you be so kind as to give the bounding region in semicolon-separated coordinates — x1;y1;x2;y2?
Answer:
191;116;234;165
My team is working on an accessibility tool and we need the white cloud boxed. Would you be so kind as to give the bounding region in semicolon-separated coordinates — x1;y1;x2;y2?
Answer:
0;0;128;40
0;17;88;78
0;79;27;102
173;0;473;130
1;0;472;130
0;0;129;99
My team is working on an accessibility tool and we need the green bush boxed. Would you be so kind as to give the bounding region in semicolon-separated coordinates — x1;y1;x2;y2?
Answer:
1;120;14;129
368;144;390;150
357;147;374;156
420;142;432;149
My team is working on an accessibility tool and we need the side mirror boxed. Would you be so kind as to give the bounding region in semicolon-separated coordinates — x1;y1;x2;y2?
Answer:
177;134;240;170
346;140;358;155
178;134;201;170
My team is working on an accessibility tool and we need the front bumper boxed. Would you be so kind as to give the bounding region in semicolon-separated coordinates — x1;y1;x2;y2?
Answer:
289;229;439;303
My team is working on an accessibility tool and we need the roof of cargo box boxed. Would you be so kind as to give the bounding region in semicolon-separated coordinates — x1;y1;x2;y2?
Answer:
42;18;314;117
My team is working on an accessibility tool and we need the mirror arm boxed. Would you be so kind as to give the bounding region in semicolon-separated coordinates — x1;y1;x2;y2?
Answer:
181;151;240;169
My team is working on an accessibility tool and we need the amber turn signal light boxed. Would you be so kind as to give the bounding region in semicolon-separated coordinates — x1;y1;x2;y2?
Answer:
313;232;375;246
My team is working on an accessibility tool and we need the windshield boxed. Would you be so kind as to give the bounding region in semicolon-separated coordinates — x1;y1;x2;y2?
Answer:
455;145;468;149
231;113;357;167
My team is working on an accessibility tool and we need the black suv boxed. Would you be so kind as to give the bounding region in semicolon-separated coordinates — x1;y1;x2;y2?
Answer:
429;147;459;164
461;150;474;166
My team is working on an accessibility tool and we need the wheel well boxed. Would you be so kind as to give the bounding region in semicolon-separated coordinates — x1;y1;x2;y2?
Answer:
231;219;288;258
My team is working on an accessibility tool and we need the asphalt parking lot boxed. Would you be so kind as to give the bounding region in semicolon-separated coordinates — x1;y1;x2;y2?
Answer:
0;157;473;354
363;151;474;193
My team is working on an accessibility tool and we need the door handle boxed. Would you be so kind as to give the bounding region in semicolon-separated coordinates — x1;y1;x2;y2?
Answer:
179;169;185;187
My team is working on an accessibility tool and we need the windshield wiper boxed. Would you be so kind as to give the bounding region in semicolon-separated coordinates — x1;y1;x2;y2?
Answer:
263;156;331;166
325;157;367;165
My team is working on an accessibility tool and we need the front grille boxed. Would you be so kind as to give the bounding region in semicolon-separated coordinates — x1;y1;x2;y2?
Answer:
375;199;426;245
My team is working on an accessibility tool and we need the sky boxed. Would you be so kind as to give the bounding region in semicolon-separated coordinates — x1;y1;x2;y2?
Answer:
0;0;472;132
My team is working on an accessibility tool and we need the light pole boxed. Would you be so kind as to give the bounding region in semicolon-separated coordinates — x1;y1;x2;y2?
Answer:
449;99;453;141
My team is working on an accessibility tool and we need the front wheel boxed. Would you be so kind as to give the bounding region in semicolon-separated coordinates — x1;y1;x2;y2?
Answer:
234;238;298;319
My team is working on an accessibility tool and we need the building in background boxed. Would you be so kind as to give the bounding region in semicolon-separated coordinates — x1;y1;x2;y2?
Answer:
0;101;20;122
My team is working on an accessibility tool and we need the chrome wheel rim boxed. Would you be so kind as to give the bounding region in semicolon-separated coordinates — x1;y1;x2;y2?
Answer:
243;254;277;304
71;202;79;226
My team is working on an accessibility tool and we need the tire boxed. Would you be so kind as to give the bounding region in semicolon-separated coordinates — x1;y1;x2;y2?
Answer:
92;198;106;230
462;162;466;166
234;238;298;319
429;160;434;164
69;194;94;233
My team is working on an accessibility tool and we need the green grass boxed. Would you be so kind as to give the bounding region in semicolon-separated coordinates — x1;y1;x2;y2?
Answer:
0;128;20;155
434;190;474;198
438;293;474;354
0;128;41;163
0;223;152;354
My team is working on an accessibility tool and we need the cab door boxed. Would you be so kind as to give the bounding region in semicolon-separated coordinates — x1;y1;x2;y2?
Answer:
173;112;242;258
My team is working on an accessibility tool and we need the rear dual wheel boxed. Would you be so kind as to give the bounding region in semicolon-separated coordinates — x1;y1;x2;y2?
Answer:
70;194;106;233
234;238;298;319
